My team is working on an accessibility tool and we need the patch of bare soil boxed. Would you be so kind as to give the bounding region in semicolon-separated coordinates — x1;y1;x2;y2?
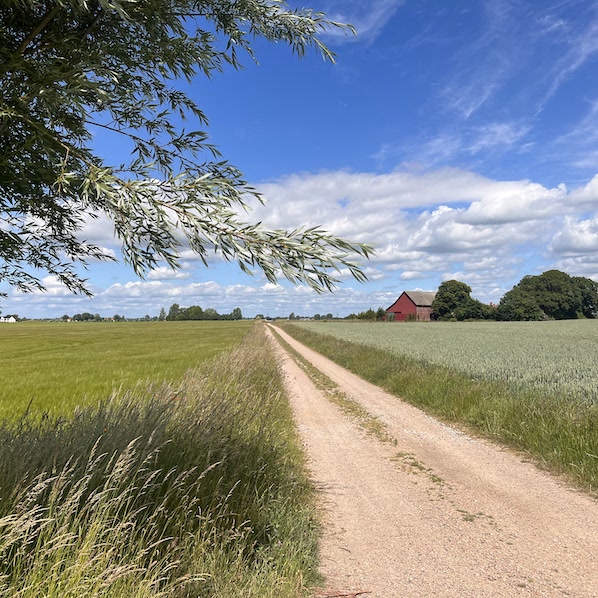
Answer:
267;325;598;598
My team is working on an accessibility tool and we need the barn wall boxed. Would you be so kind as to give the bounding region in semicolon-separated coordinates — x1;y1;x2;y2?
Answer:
415;306;434;321
386;293;417;321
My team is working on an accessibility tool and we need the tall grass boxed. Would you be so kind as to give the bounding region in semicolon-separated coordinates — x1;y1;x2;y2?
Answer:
0;325;319;597
281;323;598;494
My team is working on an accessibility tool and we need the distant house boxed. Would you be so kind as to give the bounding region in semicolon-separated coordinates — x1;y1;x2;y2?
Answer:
385;291;437;322
0;316;16;323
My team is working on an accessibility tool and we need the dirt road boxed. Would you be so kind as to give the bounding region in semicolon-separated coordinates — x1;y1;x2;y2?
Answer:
267;325;598;598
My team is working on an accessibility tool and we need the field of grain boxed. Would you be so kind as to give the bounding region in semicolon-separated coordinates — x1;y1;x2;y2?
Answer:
0;320;252;419
295;320;598;403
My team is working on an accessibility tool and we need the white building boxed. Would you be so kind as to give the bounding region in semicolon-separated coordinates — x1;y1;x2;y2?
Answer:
0;316;16;323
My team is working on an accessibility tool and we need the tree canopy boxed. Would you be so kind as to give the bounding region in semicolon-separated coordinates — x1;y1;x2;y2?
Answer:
1;0;371;299
496;270;598;320
428;270;598;322
165;303;241;321
431;280;491;321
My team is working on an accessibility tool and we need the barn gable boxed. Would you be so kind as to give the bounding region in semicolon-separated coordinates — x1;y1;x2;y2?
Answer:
385;291;437;321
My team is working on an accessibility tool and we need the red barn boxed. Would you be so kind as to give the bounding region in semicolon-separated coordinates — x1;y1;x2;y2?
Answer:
385;291;437;322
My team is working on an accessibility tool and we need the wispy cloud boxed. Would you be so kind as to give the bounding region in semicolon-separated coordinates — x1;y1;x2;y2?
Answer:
539;16;598;109
441;0;520;118
318;0;405;44
374;121;531;170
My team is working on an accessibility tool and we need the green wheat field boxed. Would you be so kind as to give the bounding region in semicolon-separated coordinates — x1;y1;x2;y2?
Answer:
0;321;320;597
0;320;252;419
294;319;598;402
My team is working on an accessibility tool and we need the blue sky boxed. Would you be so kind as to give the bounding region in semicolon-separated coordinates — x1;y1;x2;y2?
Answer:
4;0;598;319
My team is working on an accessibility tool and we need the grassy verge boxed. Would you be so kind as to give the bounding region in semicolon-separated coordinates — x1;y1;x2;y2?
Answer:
280;323;598;494
0;324;320;597
0;321;251;419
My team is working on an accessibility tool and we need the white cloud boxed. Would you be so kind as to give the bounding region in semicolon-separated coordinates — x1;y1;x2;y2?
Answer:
31;276;76;297
147;267;191;281
463;181;568;224
253;168;575;255
399;271;423;281
317;0;405;44
550;215;598;254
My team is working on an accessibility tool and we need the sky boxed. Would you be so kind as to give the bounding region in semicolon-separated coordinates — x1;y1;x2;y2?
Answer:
4;0;598;319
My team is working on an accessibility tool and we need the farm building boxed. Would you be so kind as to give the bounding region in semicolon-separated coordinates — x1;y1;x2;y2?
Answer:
385;291;437;322
0;316;16;323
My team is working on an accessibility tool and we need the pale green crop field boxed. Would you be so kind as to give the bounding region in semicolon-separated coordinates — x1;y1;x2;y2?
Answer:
0;320;252;419
295;320;598;402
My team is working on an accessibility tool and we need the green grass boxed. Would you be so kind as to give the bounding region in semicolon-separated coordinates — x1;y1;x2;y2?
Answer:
0;321;251;419
280;322;598;494
0;323;320;597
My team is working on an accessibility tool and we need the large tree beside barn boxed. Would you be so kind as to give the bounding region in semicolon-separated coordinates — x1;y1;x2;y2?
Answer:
431;280;492;321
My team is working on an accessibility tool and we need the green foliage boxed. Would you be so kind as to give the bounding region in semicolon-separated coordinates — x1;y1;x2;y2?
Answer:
0;0;371;298
348;307;385;321
0;320;251;419
432;280;479;320
497;270;598;320
163;303;241;320
495;285;547;321
0;326;319;596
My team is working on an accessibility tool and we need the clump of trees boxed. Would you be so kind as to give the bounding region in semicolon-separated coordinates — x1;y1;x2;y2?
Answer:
432;270;598;321
166;304;242;321
61;313;125;321
496;270;598;321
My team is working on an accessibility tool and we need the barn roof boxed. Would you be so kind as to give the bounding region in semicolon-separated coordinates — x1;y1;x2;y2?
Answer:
403;291;437;307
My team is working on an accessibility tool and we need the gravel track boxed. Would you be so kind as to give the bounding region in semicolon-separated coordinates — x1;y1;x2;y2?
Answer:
267;325;598;598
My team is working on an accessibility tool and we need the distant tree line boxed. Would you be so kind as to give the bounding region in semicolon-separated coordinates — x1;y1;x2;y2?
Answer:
62;313;126;322
432;270;598;321
166;304;242;321
345;307;386;321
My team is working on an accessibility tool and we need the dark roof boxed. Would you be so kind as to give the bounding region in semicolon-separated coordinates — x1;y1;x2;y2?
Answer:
403;291;437;307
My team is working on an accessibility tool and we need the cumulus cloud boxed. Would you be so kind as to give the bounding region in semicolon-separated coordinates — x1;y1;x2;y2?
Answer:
147;267;191;281
252;168;577;254
463;182;568;224
550;215;598;254
7;165;598;319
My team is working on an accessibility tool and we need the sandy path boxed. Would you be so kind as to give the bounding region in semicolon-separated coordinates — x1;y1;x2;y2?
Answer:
267;325;598;598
